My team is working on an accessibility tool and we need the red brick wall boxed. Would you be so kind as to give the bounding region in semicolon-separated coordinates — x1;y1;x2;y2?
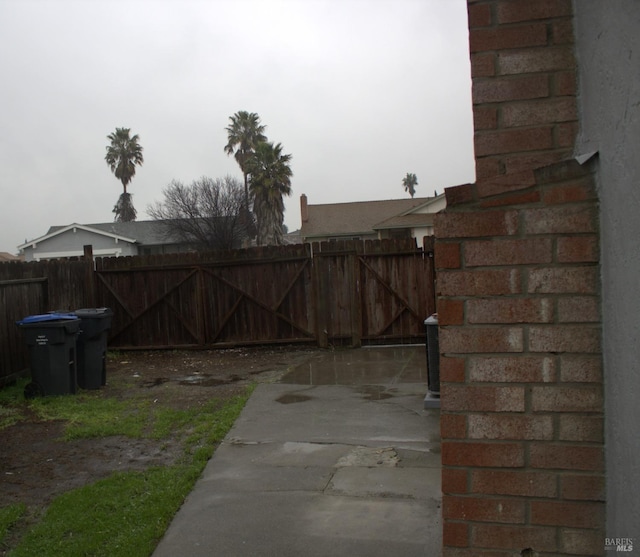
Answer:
436;1;605;555
469;0;577;181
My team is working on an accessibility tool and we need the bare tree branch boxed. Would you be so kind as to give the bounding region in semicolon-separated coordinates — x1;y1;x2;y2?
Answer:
147;176;249;251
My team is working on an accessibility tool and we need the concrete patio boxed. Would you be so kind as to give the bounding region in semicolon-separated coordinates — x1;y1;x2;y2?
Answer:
153;345;441;556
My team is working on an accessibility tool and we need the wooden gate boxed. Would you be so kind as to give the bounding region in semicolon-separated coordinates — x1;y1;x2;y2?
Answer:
0;239;435;375
94;245;316;349
312;238;435;347
93;239;434;350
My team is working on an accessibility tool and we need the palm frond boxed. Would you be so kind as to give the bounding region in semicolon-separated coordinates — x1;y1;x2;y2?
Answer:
105;127;144;196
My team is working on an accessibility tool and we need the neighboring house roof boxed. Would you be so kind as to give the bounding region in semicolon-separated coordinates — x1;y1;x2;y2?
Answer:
374;212;436;230
18;223;136;250
372;195;446;231
0;252;22;262
283;229;303;245
18;220;181;251
300;195;445;240
63;221;179;247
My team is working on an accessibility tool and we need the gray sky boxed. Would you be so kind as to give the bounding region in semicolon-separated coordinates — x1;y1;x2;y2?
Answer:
0;0;475;254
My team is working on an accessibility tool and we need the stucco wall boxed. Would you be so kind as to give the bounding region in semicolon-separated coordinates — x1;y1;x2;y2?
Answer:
413;195;447;215
573;0;640;539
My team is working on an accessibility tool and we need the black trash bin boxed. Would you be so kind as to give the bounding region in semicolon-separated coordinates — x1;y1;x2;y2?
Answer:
16;313;81;398
424;313;440;408
73;308;113;390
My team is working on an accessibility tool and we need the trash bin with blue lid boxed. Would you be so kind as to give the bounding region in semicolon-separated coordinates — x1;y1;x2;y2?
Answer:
73;308;113;390
16;313;81;398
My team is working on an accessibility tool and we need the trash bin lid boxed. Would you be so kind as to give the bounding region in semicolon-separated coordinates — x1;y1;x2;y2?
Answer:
74;307;113;318
424;313;438;325
17;313;79;325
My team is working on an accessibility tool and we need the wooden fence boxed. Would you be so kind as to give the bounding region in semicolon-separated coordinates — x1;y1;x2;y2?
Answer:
0;238;435;383
312;239;435;347
0;259;93;385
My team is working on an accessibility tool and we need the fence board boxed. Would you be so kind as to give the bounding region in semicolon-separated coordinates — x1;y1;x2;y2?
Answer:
0;258;91;383
0;239;435;379
0;278;48;384
312;238;435;346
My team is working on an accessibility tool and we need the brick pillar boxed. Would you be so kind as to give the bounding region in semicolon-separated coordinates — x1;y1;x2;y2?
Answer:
436;1;605;555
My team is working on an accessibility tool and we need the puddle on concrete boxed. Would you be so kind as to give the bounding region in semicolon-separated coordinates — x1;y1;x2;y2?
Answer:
177;374;241;387
358;385;394;400
141;377;170;388
276;393;312;404
279;346;427;386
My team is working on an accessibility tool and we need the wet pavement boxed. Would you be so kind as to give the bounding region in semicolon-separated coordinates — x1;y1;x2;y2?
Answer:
152;345;442;556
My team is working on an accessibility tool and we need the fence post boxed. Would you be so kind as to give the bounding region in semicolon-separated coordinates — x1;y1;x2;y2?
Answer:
423;235;436;316
83;245;96;308
312;242;329;348
350;242;362;347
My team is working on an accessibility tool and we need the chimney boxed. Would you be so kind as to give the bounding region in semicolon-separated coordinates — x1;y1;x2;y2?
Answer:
300;194;309;223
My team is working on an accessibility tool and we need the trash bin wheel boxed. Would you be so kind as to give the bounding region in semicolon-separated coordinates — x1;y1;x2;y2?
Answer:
24;381;44;399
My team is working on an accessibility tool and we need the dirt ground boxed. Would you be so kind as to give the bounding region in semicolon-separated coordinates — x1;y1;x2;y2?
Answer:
0;345;322;512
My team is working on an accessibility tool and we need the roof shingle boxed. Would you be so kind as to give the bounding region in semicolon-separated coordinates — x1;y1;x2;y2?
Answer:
301;197;437;239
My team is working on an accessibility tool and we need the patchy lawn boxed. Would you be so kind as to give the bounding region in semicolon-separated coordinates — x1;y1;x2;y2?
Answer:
0;345;321;555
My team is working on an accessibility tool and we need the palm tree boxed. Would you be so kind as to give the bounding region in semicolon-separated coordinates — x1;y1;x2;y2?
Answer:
402;172;418;198
224;111;267;206
112;193;137;222
246;142;292;246
105;128;144;222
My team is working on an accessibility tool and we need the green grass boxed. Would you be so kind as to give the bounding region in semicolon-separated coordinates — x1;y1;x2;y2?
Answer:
29;394;149;440
0;504;26;546
26;390;238;442
0;405;22;430
2;386;254;557
0;379;28;430
0;379;27;404
9;466;198;557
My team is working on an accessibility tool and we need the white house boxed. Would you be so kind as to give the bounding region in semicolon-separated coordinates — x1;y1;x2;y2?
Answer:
18;220;192;262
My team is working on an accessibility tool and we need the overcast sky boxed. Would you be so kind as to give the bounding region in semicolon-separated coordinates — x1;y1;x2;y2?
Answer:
0;0;475;254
